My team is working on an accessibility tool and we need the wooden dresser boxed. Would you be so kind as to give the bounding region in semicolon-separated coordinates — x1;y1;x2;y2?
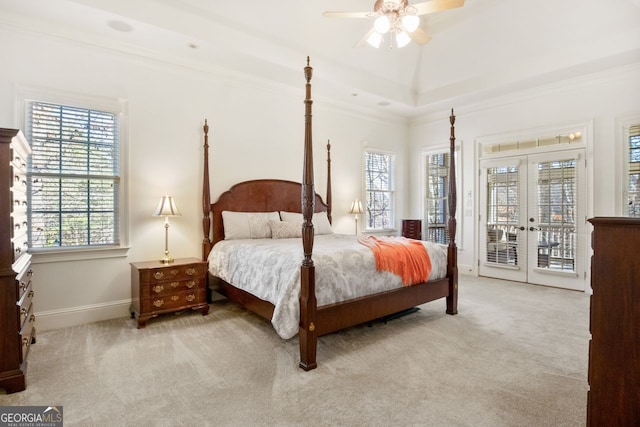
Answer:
586;217;640;426
402;219;422;240
130;257;209;328
0;128;35;394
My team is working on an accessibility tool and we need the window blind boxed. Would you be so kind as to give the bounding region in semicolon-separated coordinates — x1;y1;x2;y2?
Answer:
365;151;394;230
26;101;120;248
424;152;450;244
629;124;640;217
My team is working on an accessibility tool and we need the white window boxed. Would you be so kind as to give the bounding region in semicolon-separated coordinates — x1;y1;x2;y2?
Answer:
424;151;451;244
25;100;122;250
627;123;640;217
365;150;395;230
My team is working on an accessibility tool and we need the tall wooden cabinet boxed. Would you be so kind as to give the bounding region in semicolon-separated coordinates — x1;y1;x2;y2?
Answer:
0;128;35;394
586;217;639;426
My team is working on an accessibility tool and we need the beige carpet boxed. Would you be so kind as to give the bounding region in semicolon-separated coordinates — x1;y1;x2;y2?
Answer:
0;275;590;426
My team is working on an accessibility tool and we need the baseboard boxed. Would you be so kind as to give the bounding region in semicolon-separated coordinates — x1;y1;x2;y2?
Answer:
35;299;132;331
458;263;475;275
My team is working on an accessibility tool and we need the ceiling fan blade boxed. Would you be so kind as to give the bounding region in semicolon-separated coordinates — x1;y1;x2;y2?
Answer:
412;0;465;16
323;11;372;19
409;28;432;45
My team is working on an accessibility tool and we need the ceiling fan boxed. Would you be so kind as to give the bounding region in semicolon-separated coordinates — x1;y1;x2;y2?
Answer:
323;0;465;48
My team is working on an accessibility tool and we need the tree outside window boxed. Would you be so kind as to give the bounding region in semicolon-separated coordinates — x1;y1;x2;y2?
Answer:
424;152;450;244
365;151;395;230
628;125;640;217
27;101;120;248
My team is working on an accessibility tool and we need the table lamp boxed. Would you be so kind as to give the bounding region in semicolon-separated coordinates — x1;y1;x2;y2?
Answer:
349;199;363;235
153;195;181;264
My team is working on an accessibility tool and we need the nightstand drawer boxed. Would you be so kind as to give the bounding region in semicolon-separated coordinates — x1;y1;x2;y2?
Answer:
142;289;206;313
144;264;205;283
145;277;204;298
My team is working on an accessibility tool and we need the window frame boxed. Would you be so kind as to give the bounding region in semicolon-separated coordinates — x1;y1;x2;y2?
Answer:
622;119;640;217
17;85;129;262
363;148;396;232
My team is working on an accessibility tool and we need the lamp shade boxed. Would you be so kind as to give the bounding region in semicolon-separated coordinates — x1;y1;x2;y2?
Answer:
395;30;411;48
402;14;420;33
349;200;363;215
153;195;181;217
367;31;383;48
373;15;391;34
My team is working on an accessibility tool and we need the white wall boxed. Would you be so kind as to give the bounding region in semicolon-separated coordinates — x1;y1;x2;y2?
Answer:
0;27;408;330
408;62;640;277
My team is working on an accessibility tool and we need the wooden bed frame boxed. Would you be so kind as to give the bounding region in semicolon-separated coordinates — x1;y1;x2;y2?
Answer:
201;57;458;371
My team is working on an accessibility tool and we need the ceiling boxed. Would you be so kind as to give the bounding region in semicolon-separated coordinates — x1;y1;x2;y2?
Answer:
2;0;640;118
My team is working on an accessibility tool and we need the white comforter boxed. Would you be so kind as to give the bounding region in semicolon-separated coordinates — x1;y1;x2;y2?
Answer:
207;234;448;339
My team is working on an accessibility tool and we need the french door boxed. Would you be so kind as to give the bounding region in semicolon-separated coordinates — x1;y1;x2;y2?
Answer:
478;149;586;290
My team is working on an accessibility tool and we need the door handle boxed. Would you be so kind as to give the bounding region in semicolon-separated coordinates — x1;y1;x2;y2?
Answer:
529;226;538;231
518;226;525;231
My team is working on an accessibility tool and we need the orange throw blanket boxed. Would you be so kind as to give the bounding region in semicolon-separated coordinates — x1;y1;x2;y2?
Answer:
358;235;432;286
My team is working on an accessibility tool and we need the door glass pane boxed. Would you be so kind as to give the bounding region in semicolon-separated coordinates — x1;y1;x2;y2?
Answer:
536;159;575;271
486;166;520;265
424;152;449;244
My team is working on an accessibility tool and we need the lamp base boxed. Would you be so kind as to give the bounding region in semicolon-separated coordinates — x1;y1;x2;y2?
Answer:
160;253;174;264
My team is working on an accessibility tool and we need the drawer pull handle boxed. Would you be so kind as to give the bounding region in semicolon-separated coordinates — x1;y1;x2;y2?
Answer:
186;280;196;289
186;268;196;276
20;281;27;291
186;294;196;302
170;281;180;288
170;269;179;276
153;285;164;293
154;272;164;280
21;307;28;315
153;299;164;308
171;295;179;301
28;290;34;298
22;337;29;346
29;314;35;322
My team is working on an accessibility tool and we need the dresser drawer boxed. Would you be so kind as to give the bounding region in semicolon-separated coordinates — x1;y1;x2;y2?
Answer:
141;289;206;313
144;277;204;298
20;310;36;364
18;281;35;328
16;264;33;301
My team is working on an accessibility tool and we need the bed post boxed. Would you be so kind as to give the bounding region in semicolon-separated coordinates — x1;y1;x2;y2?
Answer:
326;140;332;224
202;119;212;261
299;57;318;371
447;109;459;315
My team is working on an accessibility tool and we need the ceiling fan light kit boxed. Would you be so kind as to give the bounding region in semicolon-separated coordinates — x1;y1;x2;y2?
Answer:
324;0;464;49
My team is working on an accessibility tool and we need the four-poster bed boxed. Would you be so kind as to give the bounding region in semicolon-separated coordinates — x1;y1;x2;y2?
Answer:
201;58;458;370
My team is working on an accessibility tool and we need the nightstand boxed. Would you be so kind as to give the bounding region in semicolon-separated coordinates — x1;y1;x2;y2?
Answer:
402;219;422;240
130;257;209;328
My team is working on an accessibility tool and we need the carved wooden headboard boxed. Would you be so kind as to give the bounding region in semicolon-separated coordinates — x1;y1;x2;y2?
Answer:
208;179;329;247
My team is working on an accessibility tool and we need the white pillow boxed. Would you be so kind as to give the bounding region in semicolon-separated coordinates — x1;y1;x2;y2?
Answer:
221;211;280;239
279;211;333;235
269;220;302;239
